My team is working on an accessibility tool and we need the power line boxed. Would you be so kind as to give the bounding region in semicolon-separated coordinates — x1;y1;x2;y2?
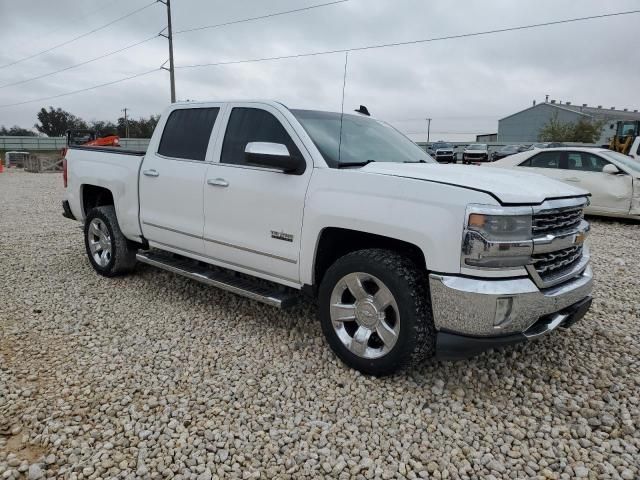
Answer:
0;1;350;95
0;34;160;90
20;1;114;49
2;8;638;110
176;9;640;69
0;1;351;104
175;0;349;34
0;69;159;108
0;1;158;70
390;115;504;122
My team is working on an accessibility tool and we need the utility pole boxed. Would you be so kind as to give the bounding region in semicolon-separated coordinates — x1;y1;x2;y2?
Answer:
426;118;432;143
159;0;176;103
121;108;130;138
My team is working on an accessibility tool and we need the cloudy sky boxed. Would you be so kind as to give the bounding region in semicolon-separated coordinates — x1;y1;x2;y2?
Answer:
0;0;639;141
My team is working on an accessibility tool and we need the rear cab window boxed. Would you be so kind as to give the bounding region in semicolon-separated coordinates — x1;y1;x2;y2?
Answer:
158;108;220;161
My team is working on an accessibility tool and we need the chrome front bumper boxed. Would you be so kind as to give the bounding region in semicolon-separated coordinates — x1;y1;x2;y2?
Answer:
428;265;593;337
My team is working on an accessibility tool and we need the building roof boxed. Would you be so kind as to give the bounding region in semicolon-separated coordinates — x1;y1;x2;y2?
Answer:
499;101;640;123
561;103;640;121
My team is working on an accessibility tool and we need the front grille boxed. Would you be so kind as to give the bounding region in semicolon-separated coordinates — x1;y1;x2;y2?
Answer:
532;245;583;278
532;207;583;235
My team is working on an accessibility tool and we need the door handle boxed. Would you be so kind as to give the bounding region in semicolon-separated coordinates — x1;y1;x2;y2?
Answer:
143;169;159;177
207;178;229;187
564;177;580;182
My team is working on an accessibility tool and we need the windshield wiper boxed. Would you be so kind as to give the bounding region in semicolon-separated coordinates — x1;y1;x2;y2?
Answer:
337;160;377;168
404;159;429;163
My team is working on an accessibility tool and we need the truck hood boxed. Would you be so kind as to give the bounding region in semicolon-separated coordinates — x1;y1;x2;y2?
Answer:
361;163;589;204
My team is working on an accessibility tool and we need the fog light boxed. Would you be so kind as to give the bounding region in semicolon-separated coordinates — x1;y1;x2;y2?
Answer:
494;297;514;328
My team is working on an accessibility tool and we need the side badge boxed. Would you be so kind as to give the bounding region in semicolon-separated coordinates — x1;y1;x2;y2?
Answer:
271;231;294;242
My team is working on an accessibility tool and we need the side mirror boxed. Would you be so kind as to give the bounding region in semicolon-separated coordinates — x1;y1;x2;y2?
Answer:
244;142;304;174
602;164;620;175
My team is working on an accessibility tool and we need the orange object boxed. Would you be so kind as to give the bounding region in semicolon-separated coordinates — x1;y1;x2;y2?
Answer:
0;162;4;173
84;135;120;147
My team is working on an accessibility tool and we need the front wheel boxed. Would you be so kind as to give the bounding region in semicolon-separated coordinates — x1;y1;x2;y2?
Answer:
318;249;436;376
84;206;137;277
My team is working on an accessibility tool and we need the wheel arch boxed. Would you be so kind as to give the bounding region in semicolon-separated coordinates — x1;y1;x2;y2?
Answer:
309;227;427;294
81;184;114;218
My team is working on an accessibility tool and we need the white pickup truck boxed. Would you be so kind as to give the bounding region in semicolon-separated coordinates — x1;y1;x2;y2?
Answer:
62;100;593;375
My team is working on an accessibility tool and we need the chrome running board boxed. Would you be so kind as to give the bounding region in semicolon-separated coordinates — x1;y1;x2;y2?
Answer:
136;251;301;309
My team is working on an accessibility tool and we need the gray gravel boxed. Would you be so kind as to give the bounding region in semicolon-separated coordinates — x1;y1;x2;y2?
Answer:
1;169;639;479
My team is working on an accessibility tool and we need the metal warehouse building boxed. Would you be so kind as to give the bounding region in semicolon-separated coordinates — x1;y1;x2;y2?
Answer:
498;99;640;144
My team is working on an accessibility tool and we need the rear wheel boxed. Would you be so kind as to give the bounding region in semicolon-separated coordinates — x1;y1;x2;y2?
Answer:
84;206;137;277
318;249;436;376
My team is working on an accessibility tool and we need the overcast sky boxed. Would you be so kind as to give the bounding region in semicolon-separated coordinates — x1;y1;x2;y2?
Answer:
0;0;639;141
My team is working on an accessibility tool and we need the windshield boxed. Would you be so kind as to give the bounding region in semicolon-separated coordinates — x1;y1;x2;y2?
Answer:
467;144;487;150
601;151;640;174
501;145;519;152
433;143;452;149
291;109;434;167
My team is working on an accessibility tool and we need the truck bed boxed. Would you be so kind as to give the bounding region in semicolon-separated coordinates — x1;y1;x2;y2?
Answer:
65;146;146;242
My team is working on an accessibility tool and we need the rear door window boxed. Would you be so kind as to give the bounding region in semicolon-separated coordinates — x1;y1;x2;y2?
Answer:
220;107;301;166
158;108;220;161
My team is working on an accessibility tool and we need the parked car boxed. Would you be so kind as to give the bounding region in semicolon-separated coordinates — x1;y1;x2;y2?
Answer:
491;144;526;161
462;143;489;163
529;142;566;149
62;100;593;376
490;147;640;220
429;141;456;163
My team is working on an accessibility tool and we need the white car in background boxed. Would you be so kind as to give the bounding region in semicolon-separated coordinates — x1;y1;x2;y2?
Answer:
490;147;640;220
462;143;489;163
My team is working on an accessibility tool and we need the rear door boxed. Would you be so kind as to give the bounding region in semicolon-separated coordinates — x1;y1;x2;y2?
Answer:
561;151;632;213
202;104;312;284
139;106;222;255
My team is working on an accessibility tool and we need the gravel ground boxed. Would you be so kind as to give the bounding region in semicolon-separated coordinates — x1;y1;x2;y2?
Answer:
1;169;639;480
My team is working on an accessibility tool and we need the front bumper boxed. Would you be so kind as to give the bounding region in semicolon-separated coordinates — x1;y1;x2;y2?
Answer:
436;296;592;360
429;265;593;357
435;154;455;162
463;154;489;162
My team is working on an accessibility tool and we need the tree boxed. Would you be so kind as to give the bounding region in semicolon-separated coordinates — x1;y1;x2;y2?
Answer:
116;114;159;138
34;107;87;137
539;112;604;143
0;125;37;136
570;117;605;143
88;120;118;137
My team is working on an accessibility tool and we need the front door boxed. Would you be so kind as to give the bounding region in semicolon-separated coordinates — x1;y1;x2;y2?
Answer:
203;104;312;284
139;106;221;255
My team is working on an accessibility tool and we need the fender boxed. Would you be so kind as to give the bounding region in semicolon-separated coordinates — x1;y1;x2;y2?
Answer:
299;167;499;286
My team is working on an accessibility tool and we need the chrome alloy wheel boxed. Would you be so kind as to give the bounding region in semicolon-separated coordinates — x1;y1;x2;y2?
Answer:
87;218;112;267
329;272;400;359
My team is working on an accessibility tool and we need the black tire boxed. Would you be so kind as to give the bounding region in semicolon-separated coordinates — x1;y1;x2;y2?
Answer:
318;249;436;376
84;206;137;277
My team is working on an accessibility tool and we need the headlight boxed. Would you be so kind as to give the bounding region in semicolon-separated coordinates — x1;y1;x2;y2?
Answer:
462;205;533;269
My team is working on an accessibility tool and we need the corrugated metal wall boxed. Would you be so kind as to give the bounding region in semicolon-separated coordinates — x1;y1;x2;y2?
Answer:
498;103;583;142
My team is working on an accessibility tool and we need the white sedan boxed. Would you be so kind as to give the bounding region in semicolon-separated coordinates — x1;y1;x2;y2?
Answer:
489;147;640;220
